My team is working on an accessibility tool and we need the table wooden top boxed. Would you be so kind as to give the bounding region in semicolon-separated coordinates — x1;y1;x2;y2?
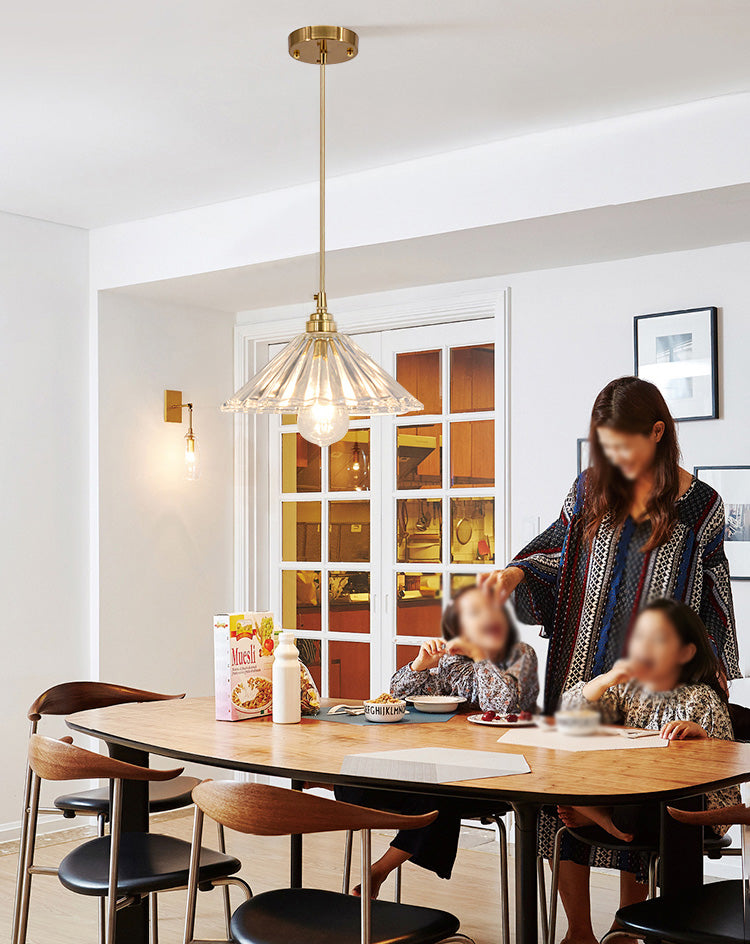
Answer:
67;697;750;805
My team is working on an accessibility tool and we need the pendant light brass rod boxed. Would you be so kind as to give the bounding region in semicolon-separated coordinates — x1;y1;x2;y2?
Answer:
319;43;327;307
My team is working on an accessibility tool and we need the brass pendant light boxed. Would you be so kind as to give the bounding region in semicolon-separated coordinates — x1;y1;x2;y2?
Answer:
222;26;423;446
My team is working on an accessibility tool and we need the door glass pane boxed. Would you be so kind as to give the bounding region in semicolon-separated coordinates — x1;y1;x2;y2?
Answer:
397;499;442;563
328;640;370;699
282;570;321;631
297;637;322;693
397;350;441;416
450;498;495;564
329;572;370;634
397;424;442;490
450;344;494;413
397;573;442;637
450;420;494;488
329;430;370;492
396;644;421;672
329;501;370;562
282;502;321;562
450;573;478;597
282;433;321;493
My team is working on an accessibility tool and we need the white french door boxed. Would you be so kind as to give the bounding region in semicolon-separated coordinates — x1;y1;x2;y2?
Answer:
267;318;502;698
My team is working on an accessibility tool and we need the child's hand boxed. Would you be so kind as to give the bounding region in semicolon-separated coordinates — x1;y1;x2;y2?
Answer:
660;720;709;741
411;639;446;672
605;659;637;687
444;638;487;663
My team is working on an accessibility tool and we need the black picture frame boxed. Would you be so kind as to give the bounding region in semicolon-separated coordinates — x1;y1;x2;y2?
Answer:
694;465;750;581
577;437;589;476
633;307;718;422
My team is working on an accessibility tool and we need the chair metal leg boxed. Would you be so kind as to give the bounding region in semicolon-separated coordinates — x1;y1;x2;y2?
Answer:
547;827;567;944
149;893;159;944
343;829;354;894
97;813;107;944
360;829;372;944
183;806;205;944
11;760;34;944
216;822;232;938
106;779;123;944
648;854;659;899
493;816;510;944
16;770;41;944
537;856;548;944
394;863;402;903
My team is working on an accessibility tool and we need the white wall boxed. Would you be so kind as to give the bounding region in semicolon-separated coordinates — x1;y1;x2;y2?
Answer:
97;294;235;697
0;211;89;830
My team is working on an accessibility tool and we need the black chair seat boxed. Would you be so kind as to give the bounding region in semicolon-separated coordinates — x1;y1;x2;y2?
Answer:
58;832;240;897
229;888;460;944
617;879;746;944
54;775;201;818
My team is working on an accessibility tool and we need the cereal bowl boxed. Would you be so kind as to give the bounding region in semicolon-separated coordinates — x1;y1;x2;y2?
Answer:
363;698;406;723
554;708;600;736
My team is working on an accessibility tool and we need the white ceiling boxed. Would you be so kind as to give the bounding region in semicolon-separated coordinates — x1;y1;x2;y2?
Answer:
2;0;749;229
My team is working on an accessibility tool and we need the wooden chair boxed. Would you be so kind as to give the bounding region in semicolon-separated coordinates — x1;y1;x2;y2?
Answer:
185;780;475;944
18;735;249;944
11;682;228;944
614;804;750;944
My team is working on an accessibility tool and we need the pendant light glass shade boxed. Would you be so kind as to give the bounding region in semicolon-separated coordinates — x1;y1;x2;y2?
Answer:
221;329;423;416
222;26;423;445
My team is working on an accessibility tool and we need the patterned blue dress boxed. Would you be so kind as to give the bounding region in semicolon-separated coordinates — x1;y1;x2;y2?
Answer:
509;473;740;873
511;474;739;715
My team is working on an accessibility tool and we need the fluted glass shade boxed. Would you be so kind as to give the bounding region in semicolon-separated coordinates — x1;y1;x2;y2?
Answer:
221;330;423;415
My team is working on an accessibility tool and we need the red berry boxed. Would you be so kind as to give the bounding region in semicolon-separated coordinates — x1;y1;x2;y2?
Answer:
505;713;519;723
481;711;496;722
519;711;533;721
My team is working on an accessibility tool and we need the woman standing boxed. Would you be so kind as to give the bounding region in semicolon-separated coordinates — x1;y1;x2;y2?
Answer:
482;375;740;944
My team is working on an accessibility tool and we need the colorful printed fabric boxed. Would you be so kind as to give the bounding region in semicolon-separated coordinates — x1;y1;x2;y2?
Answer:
390;641;539;714
511;475;739;714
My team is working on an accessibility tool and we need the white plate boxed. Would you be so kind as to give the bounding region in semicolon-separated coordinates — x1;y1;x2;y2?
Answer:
405;695;466;713
467;713;537;728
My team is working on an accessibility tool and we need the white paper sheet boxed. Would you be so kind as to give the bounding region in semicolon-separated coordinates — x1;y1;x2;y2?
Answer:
340;746;530;783
498;726;668;753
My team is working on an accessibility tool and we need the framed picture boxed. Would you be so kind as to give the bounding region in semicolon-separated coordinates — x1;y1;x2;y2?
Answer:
634;307;718;421
577;437;590;476
694;466;750;580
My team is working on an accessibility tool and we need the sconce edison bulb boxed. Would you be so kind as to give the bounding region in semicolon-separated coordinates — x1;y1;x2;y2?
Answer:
184;432;200;481
298;401;349;447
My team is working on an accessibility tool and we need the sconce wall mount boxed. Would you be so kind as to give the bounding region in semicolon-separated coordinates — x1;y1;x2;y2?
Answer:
164;389;199;480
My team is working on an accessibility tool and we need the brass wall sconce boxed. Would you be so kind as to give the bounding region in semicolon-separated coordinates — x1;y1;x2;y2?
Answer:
164;389;199;480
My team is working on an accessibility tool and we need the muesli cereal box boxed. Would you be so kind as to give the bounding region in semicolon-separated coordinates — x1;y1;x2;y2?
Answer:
214;612;276;721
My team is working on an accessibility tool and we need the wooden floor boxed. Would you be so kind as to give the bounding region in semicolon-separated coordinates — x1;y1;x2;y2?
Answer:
0;813;622;944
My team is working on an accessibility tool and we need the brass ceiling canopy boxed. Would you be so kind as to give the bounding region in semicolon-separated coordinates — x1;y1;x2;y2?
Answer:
288;26;358;64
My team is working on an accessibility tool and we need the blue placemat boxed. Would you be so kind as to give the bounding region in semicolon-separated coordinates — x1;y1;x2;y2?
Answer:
315;709;457;725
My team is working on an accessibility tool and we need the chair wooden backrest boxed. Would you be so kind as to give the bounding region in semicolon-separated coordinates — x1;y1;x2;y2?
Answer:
27;681;185;722
184;781;439;944
192;780;438;836
28;734;183;783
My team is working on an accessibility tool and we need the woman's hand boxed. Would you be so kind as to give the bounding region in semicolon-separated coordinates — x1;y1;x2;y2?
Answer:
478;567;525;605
411;639;446;672
660;720;709;741
444;637;487;663
604;659;637;687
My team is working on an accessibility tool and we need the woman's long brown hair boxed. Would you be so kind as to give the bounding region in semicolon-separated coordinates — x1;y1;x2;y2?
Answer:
585;376;681;552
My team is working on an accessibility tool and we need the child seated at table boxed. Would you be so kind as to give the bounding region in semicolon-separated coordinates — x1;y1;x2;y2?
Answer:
553;598;739;944
337;583;539;897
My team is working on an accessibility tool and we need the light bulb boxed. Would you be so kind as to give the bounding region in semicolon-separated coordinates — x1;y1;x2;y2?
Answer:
185;432;200;481
298;401;349;447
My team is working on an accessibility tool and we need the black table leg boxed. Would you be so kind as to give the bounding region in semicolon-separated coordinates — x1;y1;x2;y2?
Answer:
513;802;539;944
659;793;703;896
290;779;303;888
108;743;149;944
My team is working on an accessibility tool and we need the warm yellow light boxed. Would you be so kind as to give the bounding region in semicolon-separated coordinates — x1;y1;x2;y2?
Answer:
184;432;200;481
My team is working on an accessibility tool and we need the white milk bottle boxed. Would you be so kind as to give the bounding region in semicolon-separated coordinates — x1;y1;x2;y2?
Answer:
272;632;301;724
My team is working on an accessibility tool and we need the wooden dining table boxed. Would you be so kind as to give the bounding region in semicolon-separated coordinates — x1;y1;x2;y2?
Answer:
67;697;750;944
